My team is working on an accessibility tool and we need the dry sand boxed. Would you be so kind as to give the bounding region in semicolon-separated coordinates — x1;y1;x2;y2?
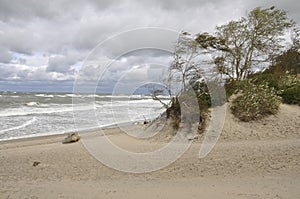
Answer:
1;104;300;199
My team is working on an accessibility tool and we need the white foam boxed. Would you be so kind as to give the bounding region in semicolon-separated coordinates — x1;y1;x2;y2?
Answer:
56;95;67;98
35;94;54;98
66;94;77;97
0;117;37;133
25;102;39;106
0;93;168;141
0;105;95;117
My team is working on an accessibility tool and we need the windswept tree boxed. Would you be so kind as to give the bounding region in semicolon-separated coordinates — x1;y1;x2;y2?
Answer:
196;6;299;81
157;32;210;128
170;31;206;93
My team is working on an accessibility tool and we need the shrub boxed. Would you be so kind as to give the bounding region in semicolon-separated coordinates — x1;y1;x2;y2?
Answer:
250;73;280;91
280;83;300;105
248;72;300;105
231;81;281;121
224;80;248;99
277;74;300;105
191;80;212;111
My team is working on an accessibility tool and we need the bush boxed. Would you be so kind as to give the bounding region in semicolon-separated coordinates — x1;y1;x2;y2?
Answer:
249;72;300;105
250;73;280;91
276;74;300;105
231;81;281;121
225;80;248;99
280;83;300;105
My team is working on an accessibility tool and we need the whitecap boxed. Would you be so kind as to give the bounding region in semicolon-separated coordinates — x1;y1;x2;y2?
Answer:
35;94;54;98
0;117;37;134
56;95;67;98
25;102;39;106
35;94;46;97
0;104;95;117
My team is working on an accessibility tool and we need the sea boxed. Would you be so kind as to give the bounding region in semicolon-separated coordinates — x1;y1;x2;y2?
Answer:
0;91;169;141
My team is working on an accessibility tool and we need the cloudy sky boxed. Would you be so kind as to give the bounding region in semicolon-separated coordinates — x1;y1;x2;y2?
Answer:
0;0;299;92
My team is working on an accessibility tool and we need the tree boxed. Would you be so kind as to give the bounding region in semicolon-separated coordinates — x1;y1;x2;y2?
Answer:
154;31;209;129
170;31;205;93
267;48;300;75
196;6;298;81
145;32;207;120
168;32;227;112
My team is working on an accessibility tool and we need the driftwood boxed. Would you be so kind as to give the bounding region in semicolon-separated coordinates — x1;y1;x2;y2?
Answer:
62;132;80;144
33;161;40;167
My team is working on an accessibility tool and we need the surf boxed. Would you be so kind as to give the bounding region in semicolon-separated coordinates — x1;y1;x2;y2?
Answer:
0;117;37;133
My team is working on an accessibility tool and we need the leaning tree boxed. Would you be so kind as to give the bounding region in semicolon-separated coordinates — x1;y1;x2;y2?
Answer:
196;6;299;81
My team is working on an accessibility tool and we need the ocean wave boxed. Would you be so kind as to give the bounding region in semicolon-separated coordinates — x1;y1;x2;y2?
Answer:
35;94;54;98
0;117;37;134
54;93;164;99
25;102;39;106
0;105;95;117
66;94;78;97
56;94;68;98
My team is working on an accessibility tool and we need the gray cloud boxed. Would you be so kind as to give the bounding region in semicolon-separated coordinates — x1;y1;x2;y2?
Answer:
46;51;82;73
0;0;298;92
0;47;12;63
47;56;74;73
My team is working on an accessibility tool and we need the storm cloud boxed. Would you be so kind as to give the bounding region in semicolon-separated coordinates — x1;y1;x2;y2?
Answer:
0;0;299;92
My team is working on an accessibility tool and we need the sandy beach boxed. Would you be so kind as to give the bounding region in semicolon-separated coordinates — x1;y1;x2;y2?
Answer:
1;104;300;199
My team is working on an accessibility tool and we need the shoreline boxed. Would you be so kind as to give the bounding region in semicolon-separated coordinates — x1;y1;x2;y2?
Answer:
1;104;300;198
0;119;146;144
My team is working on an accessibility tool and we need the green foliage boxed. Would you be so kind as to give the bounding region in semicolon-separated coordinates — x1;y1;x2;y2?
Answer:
195;6;298;81
277;73;299;90
250;73;281;90
245;72;300;105
267;48;300;75
224;80;250;99
231;81;281;121
190;79;227;111
277;75;300;105
281;84;300;105
191;80;211;111
164;6;300;125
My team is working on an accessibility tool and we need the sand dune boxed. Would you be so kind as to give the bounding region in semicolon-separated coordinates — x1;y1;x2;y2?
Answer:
0;104;300;198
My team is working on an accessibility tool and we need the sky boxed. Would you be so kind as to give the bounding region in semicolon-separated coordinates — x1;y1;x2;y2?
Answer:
0;0;299;93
